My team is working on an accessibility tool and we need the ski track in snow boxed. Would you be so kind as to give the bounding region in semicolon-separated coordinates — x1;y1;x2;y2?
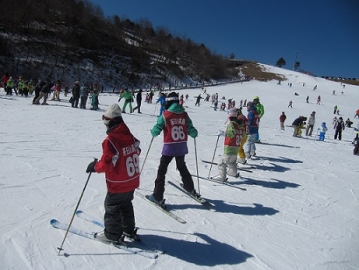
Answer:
1;71;359;269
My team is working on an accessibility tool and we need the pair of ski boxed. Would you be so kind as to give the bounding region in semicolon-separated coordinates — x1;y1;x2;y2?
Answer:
191;174;247;191
201;159;254;173
136;180;215;224
51;211;163;259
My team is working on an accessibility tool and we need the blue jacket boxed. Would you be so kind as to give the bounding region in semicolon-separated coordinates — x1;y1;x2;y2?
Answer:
247;105;259;135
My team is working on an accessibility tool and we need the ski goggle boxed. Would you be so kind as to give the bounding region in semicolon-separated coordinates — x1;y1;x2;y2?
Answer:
102;115;112;121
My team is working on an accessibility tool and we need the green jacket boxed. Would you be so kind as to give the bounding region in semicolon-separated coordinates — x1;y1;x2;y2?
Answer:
119;91;133;102
224;121;243;155
255;102;264;118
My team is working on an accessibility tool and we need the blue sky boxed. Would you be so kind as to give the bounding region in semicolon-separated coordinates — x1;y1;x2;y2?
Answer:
88;0;359;78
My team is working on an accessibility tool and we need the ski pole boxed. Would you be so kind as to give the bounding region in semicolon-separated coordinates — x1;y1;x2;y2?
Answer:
193;138;200;195
140;136;154;174
57;159;97;255
208;135;220;179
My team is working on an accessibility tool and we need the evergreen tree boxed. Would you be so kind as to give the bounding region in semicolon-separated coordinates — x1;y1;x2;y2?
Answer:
276;57;286;68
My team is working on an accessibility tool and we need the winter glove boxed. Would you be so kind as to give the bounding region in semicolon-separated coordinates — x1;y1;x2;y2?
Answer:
216;130;225;137
86;160;97;173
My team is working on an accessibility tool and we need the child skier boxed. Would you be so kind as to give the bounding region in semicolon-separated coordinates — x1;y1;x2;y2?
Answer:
213;108;245;182
318;122;328;141
86;103;141;243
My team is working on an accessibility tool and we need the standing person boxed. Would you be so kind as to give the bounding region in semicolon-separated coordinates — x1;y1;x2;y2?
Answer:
1;73;9;91
85;103;141;243
244;102;259;159
32;79;44;104
316;95;321;105
306;96;309;103
288;100;293;108
90;89;99;110
279;112;287;130
132;89;143;113
318;122;328;141
64;84;69;97
213;95;218;111
118;89;133;113
354;109;359;118
334;117;345;140
333;105;338;114
147;92;198;207
253;96;264;142
237;108;248;164
306;111;316;136
195;94;202;106
79;83;90;109
5;76;14;95
213;108;245;182
71;81;80;108
51;80;61;101
156;92;166;116
292;116;305;137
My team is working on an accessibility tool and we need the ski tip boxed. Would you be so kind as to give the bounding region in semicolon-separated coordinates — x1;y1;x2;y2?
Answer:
50;219;57;225
75;210;83;214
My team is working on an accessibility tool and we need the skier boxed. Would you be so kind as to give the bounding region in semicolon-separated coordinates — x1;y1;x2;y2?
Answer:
132;89;143;113
71;81;80;108
118;89;133;113
334;105;338;114
334;117;345;140
245;102;259;159
288;100;293;108
156;92;166;116
305;111;316;136
195;94;202;106
213;108;245;182
279;112;286;130
237;108;248;164
253;96;264;142
79;83;90;109
85;103;141;243
316;95;321;105
292;116;306;137
147;92;198;207
318;122;328;141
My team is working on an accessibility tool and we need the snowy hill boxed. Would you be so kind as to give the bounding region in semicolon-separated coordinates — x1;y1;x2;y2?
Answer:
1;66;358;270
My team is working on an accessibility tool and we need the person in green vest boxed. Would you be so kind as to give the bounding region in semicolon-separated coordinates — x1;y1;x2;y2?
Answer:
118;88;133;113
253;96;264;142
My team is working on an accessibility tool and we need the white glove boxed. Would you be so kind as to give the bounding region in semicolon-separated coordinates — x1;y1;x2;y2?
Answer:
216;130;225;137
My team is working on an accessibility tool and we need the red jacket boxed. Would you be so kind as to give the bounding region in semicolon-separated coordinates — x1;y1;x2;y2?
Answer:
95;123;140;193
279;114;286;123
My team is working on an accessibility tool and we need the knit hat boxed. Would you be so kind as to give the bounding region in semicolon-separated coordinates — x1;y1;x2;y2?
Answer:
165;92;179;109
247;101;254;107
253;96;259;100
102;104;122;126
228;108;238;118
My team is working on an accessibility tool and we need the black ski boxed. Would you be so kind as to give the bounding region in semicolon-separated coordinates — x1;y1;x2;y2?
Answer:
135;191;186;224
167;181;215;211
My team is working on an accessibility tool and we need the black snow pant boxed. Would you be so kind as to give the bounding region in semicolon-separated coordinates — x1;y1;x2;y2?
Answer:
153;155;194;201
334;130;342;140
71;95;80;108
132;100;142;113
104;190;135;241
